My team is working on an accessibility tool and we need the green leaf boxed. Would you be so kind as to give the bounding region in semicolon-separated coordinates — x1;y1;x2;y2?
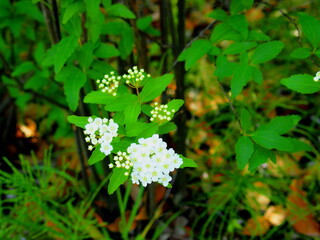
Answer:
235;136;254;169
62;1;85;24
214;55;237;78
231;63;252;98
107;4;135;19
178;39;212;70
126;122;149;137
159;122;177;135
88;146;106;165
226;14;249;39
230;0;246;15
85;0;101;22
119;23;134;59
124;100;141;125
251;66;263;84
137;16;160;36
137;122;159;139
94;43;120;58
12;61;35;76
104;94;138;112
67;115;90;128
208;46;221;56
180;156;198;168
210;22;242;43
166;99;184;113
55;66;86;111
84;91;115;104
223;42;257;55
280;74;320;94
286;138;313;152
77;43;94;69
258;115;301;135
247;30;271;41
108;168;129;194
208;8;227;21
248;144;273;172
251;41;284;64
251;130;293;152
241;0;254;9
112;141;132;153
15;0;43;22
290;47;311;59
240;108;252;132
299;13;320;48
140;74;173;103
54;36;79;73
24;72;48;90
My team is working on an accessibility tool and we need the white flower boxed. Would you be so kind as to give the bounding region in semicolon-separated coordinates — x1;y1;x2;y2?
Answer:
101;142;113;155
127;134;182;187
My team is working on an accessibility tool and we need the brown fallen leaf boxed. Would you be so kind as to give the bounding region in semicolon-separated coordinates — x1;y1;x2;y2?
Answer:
265;205;287;226
242;216;270;236
287;179;320;237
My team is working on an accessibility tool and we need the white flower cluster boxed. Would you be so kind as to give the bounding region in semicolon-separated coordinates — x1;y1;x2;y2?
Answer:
84;117;119;156
313;71;320;82
108;151;133;176
123;66;150;88
150;102;175;122
96;71;120;96
127;134;183;187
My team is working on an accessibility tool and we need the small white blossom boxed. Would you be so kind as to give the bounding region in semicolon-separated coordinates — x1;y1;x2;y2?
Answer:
150;102;175;123
96;71;120;96
123;66;150;88
127;134;182;187
314;71;320;82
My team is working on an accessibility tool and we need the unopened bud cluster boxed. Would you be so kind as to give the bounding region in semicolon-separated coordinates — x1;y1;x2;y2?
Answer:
109;151;133;176
96;71;120;96
123;66;150;88
84;117;119;156
313;71;320;82
150;102;175;122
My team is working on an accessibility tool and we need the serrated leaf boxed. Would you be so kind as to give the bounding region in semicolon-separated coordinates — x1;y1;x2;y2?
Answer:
226;14;249;39
67;115;90;128
54;36;79;73
55;66;86;111
231;63;252;98
178;39;212;70
290;47;311;59
140;74;173;103
12;61;35;76
124;100;141;125
251;41;284;64
94;43;120;58
240;108;252;132
235;136;254;169
248;144;272;172
251;66;263;84
280;74;320;94
180;156;198;168
108;168;129;194
159;122;177;134
88;146;106;165
107;4;135;19
299;13;320;48
251;130;293;152
210;22;242;43
258;115;301;135
104;94;137;112
223;42;257;55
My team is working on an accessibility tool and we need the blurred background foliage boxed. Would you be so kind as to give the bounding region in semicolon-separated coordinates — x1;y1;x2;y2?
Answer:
0;0;319;239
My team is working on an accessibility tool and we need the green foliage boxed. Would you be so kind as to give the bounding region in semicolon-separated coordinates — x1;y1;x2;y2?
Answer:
281;74;320;94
